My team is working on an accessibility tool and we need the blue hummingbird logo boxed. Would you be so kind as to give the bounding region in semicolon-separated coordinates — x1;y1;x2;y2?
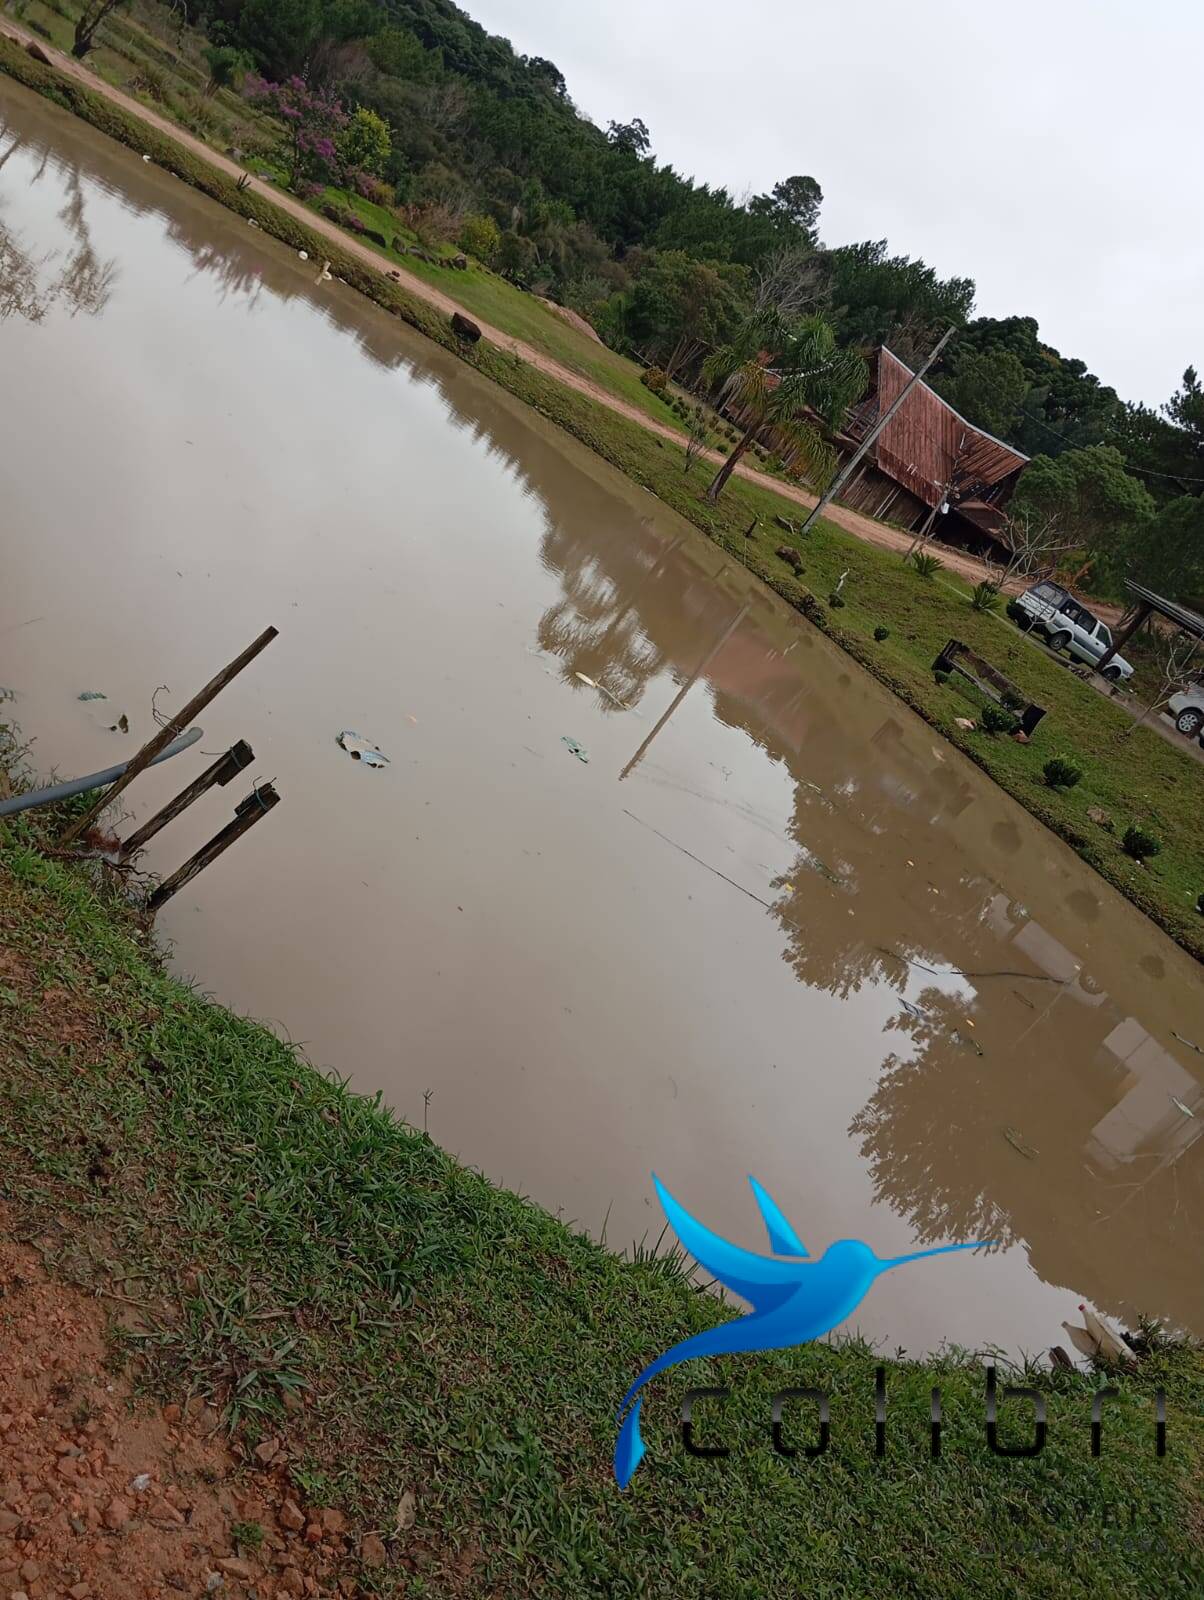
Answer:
614;1175;993;1487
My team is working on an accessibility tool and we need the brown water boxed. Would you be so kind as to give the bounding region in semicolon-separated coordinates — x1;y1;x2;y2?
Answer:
3;83;1202;1359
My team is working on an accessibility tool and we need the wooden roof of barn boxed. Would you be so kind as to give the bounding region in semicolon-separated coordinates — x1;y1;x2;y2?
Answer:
849;348;1030;510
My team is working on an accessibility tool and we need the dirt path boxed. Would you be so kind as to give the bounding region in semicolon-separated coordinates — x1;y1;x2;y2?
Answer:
4;26;1003;589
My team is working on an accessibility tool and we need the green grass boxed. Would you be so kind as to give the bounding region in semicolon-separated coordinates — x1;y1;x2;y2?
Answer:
297;179;684;425
0;838;1201;1597
1;31;1202;965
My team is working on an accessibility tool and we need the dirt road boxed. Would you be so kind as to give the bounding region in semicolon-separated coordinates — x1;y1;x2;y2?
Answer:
4;26;1005;587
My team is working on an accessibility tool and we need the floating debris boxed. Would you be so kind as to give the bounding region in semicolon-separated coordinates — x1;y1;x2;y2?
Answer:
574;672;597;688
109;714;130;734
336;731;389;768
1170;1095;1195;1118
78;691;107;701
952;1028;984;1057
1172;1031;1203;1055
1004;1126;1038;1160
561;735;589;764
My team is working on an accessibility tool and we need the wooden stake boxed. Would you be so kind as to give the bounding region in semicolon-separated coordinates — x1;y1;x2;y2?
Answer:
60;627;277;844
145;783;280;912
119;740;254;859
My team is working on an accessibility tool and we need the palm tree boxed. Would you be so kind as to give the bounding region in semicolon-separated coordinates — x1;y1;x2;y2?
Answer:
701;312;867;504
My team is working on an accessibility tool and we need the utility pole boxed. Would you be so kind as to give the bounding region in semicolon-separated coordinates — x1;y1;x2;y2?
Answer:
797;326;956;537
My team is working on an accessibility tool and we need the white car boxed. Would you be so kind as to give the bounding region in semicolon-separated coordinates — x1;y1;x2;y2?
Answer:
1011;581;1134;682
1168;683;1204;741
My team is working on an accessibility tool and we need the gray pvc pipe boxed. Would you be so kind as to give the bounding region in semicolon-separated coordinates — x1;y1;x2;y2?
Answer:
0;727;204;818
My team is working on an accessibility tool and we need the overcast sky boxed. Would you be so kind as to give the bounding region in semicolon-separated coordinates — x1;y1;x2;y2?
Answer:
462;0;1202;409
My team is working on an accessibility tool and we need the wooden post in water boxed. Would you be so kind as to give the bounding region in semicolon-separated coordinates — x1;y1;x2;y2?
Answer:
60;627;278;845
118;740;254;860
145;783;280;912
62;627;276;844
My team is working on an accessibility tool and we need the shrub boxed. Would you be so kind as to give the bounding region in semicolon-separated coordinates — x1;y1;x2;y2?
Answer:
1197;892;1204;916
1001;690;1025;712
458;213;501;264
912;552;944;579
129;64;171;105
202;44;251;98
873;626;890;641
971;580;1001;612
362;227;390;249
1043;757;1083;790
934;669;950;686
295;179;323;202
980;705;1020;736
828;592;846;609
338;107;391;178
1122;825;1161;861
641;367;668;395
181;96;222;138
350;170;394;207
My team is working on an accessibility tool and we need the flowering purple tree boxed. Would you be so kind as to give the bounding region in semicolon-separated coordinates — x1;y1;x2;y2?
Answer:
244;76;348;188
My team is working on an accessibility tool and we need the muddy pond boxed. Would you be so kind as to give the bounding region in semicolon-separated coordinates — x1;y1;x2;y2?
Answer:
2;82;1202;1360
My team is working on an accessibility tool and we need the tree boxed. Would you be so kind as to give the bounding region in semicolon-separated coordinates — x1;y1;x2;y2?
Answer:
622;250;747;379
750;175;823;242
934;348;1029;439
495;229;537;284
237;0;321;80
701;312;866;504
367;26;439;81
683;404;713;475
1133;495;1204;601
1165;365;1204;444
71;0;129;59
826;239;974;359
1009;446;1155;590
338;106;391;177
458;213;501;264
244;76;347;186
606;118;651;157
753;246;828;319
202;44;251;98
987;506;1076;589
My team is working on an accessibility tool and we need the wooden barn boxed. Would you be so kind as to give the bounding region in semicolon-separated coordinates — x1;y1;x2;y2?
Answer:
833;347;1029;554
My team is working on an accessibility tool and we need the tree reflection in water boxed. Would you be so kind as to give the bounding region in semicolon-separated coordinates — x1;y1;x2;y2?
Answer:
0;129;118;323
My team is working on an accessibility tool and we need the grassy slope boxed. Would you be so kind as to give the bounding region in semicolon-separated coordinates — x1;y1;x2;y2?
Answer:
0;834;1201;1598
1;34;1202;964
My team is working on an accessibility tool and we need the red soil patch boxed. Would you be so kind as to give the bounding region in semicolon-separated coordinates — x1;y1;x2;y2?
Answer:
0;1229;362;1599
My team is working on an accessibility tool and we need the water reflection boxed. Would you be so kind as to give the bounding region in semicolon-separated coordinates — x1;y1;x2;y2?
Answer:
523;428;1204;1334
0;122;117;322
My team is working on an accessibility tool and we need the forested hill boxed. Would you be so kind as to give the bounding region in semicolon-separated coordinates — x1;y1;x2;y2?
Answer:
200;0;1202;527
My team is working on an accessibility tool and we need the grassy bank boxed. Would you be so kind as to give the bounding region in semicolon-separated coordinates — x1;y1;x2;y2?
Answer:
0;829;1201;1596
1;32;1202;970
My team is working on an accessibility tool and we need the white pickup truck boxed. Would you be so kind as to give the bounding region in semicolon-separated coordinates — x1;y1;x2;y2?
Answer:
1011;581;1135;681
